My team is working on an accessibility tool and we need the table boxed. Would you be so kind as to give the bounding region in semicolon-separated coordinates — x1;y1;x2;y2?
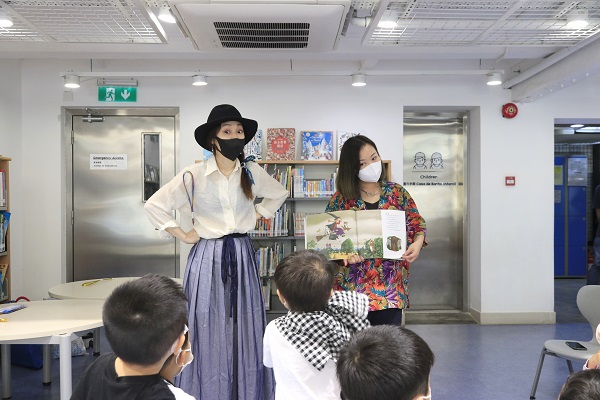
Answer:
48;277;183;355
0;300;103;400
48;277;183;300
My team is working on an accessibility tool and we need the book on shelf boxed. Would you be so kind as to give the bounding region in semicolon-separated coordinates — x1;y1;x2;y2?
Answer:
262;280;272;310
266;128;296;161
0;170;5;207
300;131;334;160
0;211;9;253
337;130;363;159
244;128;263;160
0;264;7;283
249;204;289;237
255;242;285;277
305;209;406;260
291;166;336;198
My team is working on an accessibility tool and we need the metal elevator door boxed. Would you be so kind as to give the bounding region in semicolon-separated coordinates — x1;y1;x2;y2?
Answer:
70;111;178;281
403;111;467;311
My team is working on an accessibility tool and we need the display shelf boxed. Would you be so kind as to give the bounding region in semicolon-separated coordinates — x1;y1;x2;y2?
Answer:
0;156;11;303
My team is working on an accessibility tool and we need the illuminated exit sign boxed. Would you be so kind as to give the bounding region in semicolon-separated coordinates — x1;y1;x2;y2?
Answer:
98;87;137;102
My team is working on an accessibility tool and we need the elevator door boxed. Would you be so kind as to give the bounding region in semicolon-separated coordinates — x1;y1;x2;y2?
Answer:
71;113;178;280
403;112;466;310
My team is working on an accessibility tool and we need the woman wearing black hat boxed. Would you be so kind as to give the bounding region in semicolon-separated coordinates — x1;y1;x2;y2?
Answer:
145;104;287;400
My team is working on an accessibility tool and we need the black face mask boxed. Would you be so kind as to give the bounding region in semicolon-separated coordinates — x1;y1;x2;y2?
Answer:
214;137;245;161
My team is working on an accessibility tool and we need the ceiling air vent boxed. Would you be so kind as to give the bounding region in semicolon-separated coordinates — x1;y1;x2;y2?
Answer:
214;22;310;49
168;0;351;51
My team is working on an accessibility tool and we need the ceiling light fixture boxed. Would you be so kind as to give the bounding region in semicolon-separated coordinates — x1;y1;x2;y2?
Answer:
377;10;398;29
158;7;176;24
192;75;208;86
570;124;585;128
566;9;589;29
486;72;502;86
351;73;366;87
0;10;13;28
97;78;138;87
64;74;80;89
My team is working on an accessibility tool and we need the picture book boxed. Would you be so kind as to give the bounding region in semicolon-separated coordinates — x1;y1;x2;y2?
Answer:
266;128;296;161
244;128;263;160
301;131;334;160
305;209;406;260
0;264;7;283
337;130;363;159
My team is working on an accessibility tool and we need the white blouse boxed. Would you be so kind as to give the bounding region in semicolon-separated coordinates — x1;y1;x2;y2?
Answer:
144;156;288;239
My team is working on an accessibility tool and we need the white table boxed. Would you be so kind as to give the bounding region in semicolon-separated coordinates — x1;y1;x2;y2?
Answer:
0;300;103;400
48;277;183;355
48;277;183;300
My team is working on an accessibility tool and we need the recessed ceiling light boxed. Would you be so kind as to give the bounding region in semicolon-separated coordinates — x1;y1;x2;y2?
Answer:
570;124;585;128
566;9;589;29
0;10;13;28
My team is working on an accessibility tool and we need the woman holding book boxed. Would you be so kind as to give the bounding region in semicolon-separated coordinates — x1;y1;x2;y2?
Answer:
326;135;426;326
144;104;288;400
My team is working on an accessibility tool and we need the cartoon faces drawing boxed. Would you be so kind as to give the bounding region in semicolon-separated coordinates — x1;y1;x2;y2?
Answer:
430;152;443;169
413;152;427;169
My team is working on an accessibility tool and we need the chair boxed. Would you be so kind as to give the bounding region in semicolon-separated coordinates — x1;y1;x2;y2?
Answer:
530;285;600;399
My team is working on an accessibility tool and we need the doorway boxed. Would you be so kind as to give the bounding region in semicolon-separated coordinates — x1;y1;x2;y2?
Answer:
403;110;467;313
65;108;179;281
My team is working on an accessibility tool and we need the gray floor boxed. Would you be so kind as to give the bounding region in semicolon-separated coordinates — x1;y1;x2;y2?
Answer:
1;278;592;400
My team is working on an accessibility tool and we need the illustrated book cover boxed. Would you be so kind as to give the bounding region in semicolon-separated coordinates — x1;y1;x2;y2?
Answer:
300;131;334;160
337;130;363;159
244;128;263;160
305;210;406;260
266;128;296;161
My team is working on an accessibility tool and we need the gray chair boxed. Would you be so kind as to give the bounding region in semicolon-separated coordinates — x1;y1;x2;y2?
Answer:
530;285;600;399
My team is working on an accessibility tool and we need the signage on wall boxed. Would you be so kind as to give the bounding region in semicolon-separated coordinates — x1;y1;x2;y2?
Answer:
90;154;128;170
98;87;137;102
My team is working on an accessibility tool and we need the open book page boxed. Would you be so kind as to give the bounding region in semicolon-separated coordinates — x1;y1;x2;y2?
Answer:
305;210;406;260
305;210;358;260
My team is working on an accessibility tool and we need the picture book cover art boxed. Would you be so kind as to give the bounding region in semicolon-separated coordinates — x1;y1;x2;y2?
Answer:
305;210;406;260
300;131;334;160
337;130;363;159
244;128;263;160
266;128;296;161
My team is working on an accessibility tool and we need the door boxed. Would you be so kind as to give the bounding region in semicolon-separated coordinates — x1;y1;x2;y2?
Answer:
68;109;178;280
403;111;466;310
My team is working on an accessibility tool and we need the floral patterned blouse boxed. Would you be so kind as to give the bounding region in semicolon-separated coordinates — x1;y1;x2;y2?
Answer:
325;182;427;311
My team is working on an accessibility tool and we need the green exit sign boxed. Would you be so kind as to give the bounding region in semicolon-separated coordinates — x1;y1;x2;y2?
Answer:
98;87;137;102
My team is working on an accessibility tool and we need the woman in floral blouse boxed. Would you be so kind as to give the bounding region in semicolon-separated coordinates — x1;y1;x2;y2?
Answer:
326;135;426;326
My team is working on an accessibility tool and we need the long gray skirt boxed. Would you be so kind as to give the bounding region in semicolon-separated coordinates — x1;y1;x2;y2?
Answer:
175;235;275;400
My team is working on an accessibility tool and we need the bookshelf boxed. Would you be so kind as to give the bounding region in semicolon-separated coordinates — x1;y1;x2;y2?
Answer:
0;156;11;302
251;159;391;321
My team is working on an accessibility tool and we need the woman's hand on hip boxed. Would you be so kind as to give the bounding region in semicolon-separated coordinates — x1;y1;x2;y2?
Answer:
182;229;201;244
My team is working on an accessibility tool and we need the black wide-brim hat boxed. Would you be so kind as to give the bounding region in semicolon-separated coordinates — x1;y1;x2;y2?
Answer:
194;104;258;150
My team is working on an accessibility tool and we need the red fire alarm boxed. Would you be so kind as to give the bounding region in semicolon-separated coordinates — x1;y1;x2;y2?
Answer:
506;176;516;186
502;103;518;119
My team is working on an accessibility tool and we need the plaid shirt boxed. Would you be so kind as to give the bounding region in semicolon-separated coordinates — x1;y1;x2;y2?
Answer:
274;291;370;371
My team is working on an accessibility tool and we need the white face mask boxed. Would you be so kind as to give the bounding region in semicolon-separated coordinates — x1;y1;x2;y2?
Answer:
358;160;382;183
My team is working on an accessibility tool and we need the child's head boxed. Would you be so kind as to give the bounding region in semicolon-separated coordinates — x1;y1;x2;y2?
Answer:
337;325;434;400
558;369;600;400
103;274;188;366
274;249;336;312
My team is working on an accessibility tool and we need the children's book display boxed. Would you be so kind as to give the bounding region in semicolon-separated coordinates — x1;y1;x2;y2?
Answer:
0;211;10;253
305;210;406;260
244;128;263;159
300;131;333;160
266;128;295;160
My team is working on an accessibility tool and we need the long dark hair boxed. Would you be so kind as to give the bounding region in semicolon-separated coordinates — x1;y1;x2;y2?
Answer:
207;125;253;200
336;135;386;199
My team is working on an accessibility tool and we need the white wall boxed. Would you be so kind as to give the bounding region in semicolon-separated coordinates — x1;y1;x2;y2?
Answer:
5;58;599;322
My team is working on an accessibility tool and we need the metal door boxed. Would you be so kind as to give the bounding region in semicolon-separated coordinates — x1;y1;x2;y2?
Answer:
403;111;466;310
67;108;179;281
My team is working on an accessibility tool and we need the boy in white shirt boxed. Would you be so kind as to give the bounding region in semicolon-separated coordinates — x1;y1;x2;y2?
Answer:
263;250;369;400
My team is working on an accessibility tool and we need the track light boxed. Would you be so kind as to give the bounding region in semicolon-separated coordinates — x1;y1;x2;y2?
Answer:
566;9;589;29
487;72;502;86
64;74;80;89
0;10;13;28
351;74;367;87
158;7;176;24
192;75;208;86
